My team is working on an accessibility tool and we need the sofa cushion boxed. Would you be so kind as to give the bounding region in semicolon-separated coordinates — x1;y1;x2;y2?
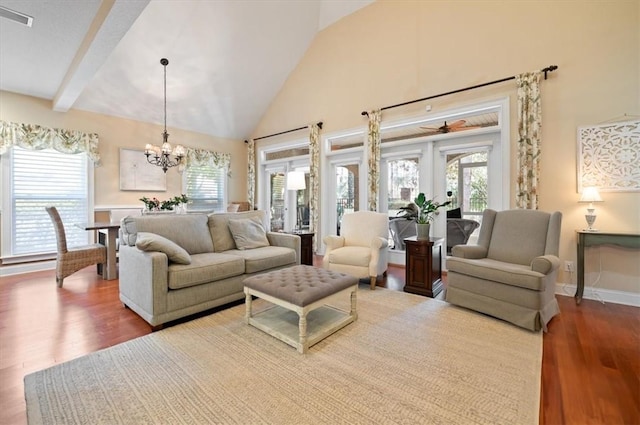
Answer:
208;210;268;252
135;232;191;264
227;217;269;250
327;246;371;267
121;214;214;254
487;210;550;266
224;246;296;274
446;257;545;291
167;253;245;290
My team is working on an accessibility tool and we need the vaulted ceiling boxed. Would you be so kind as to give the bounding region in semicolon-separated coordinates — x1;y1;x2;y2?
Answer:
0;0;374;140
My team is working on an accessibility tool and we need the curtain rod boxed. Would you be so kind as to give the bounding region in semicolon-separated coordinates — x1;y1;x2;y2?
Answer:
245;122;323;143
361;65;558;116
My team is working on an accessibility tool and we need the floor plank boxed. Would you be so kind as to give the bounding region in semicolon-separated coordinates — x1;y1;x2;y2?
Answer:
1;262;638;424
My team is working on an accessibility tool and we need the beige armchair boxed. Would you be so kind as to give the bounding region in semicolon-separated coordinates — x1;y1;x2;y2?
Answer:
445;208;562;332
323;211;389;290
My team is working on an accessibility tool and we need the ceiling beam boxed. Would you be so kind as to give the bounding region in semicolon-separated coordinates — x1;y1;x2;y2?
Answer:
53;0;149;112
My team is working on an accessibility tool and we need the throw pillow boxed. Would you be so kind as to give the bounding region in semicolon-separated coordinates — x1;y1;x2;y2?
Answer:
447;207;462;219
227;217;269;250
135;232;192;264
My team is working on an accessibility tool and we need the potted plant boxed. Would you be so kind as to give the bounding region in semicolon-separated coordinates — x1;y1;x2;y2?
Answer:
398;193;451;239
140;194;189;213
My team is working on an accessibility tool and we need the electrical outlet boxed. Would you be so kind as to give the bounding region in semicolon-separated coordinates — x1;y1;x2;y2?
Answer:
564;261;574;272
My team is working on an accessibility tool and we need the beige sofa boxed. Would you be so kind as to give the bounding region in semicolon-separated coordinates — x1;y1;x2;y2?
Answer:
119;210;300;329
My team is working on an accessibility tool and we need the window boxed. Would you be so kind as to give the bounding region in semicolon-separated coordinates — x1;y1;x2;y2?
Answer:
446;151;488;218
2;147;90;260
184;163;227;212
387;157;419;217
270;172;285;231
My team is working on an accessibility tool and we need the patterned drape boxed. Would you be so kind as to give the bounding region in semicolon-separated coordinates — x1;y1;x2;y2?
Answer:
515;72;542;209
367;109;382;211
309;123;321;252
0;119;101;165
247;139;256;210
179;147;231;175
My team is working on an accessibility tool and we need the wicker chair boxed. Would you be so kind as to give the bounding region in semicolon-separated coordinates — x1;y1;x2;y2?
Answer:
45;206;107;287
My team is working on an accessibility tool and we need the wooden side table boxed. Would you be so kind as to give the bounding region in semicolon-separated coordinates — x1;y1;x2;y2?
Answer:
404;236;443;298
289;231;314;266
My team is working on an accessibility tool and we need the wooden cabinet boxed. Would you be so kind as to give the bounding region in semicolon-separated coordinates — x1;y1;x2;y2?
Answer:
404;236;443;298
290;232;314;266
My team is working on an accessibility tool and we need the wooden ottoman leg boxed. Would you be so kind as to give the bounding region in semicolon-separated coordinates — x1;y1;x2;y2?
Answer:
351;288;358;321
298;312;308;354
245;290;252;324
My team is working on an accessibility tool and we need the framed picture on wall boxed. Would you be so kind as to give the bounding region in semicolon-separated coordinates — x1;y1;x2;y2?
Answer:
577;119;640;192
119;148;167;191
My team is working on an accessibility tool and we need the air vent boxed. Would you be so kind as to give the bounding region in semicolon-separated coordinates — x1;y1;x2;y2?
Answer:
0;6;33;27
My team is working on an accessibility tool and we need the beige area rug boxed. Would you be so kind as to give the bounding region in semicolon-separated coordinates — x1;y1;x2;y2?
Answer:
25;288;542;425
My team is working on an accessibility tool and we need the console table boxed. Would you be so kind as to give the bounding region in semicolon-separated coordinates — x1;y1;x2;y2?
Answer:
576;230;640;304
404;236;443;298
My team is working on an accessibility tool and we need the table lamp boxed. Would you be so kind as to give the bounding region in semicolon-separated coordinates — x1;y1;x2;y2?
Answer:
286;171;306;191
579;186;603;232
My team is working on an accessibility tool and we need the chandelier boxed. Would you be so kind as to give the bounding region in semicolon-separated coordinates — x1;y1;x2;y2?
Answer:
144;58;185;173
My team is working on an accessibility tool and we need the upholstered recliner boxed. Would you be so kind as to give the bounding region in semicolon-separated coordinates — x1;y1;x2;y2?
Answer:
445;208;562;331
323;211;389;290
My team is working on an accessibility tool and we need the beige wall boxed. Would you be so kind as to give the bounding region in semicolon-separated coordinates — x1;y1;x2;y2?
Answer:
0;91;247;257
253;0;640;294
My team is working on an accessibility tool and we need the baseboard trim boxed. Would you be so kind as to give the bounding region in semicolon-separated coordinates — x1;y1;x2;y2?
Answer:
0;260;56;277
555;283;640;308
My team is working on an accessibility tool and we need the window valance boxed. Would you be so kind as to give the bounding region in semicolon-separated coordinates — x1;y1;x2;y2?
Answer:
0;120;101;165
179;147;231;173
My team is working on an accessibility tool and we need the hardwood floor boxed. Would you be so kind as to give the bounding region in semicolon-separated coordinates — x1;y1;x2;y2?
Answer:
1;262;638;424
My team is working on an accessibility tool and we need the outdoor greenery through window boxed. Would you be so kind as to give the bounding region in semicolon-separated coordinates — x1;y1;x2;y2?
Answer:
446;151;488;216
6;147;89;257
270;172;285;231
336;165;358;234
387;158;419;217
184;164;226;212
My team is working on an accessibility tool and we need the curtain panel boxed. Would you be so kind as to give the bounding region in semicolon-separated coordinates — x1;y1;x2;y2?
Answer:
515;72;542;209
309;123;321;252
247;139;256;210
0;119;101;165
367;109;382;211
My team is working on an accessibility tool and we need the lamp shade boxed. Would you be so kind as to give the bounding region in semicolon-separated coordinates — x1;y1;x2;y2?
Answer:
286;171;306;191
579;187;603;203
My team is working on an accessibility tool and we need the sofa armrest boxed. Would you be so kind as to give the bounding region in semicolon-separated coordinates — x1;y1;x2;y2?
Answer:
266;232;301;265
323;235;345;253
531;255;560;274
451;244;488;259
370;236;389;250
369;236;389;276
119;245;169;321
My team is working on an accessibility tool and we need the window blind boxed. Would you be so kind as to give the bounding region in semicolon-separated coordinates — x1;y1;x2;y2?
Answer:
185;164;226;212
9;147;89;255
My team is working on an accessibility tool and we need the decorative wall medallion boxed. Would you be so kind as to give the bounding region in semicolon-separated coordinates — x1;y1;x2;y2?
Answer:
577;120;640;192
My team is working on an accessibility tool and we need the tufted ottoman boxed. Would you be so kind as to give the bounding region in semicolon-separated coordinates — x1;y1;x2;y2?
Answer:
243;265;358;353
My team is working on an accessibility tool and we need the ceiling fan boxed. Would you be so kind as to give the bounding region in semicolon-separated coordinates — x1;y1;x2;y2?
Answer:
420;119;480;134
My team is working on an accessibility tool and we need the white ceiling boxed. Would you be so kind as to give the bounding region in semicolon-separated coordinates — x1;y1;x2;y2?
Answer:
0;0;374;140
